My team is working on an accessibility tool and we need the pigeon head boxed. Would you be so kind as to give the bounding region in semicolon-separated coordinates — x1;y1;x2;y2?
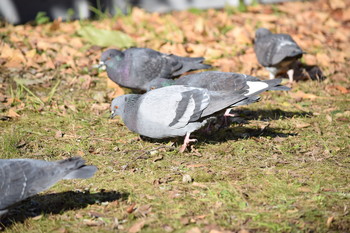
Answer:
110;96;127;118
255;28;272;40
100;49;124;68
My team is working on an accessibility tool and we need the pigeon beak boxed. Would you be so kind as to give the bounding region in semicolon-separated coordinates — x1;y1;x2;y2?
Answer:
98;61;106;70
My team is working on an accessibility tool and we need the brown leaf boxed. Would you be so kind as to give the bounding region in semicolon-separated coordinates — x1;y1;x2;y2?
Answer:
128;219;145;233
316;53;331;67
7;108;20;118
209;230;224;233
326;216;334;228
50;17;62;31
135;204;152;217
289;91;317;100
126;203;136;214
297;187;312;193
238;229;250;233
55;130;64;138
83;219;104;227
295;122;311;129
186;227;202;233
326;85;349;94
328;0;346;10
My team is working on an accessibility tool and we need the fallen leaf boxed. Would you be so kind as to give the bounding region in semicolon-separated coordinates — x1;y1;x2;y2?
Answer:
7;108;20;118
78;25;135;48
186;227;202;233
126;203;136;213
295;122;311;128
50;17;62;31
326;216;334;228
297;187;312;192
128;219;145;233
55;130;64;138
83;219;104;226
238;229;250;233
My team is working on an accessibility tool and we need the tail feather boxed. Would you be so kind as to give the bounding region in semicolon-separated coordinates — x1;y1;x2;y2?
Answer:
263;79;291;91
233;96;260;107
63;166;98;179
58;157;98;180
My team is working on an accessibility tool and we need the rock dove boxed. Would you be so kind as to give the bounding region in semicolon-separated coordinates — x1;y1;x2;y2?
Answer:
0;157;97;217
254;28;304;82
110;79;289;152
100;48;212;92
146;71;290;117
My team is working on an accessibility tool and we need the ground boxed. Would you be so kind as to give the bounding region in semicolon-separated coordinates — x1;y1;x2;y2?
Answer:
0;0;349;232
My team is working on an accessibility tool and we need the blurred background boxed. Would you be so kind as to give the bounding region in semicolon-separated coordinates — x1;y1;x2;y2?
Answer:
0;0;296;24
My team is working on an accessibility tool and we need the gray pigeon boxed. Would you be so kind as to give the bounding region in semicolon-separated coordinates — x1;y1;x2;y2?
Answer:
0;157;97;217
99;48;212;91
254;28;304;82
110;80;289;152
146;71;290;116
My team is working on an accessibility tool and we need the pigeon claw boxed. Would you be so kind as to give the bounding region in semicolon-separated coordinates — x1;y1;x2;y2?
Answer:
179;132;197;153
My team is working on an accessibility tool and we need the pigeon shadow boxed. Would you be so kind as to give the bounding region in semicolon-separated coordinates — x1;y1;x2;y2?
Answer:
198;108;310;144
231;108;313;121
0;190;128;230
138;108;308;148
278;61;326;82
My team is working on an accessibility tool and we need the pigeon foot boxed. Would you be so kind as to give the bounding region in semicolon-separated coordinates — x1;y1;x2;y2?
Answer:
179;132;197;153
224;108;238;118
287;69;294;83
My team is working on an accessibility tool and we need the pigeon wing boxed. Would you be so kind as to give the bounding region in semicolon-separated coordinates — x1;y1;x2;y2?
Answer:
133;49;182;81
137;85;210;129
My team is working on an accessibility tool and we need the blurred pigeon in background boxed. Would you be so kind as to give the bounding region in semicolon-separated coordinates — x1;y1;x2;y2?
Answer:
100;48;212;92
0;157;97;217
254;28;304;82
110;79;289;152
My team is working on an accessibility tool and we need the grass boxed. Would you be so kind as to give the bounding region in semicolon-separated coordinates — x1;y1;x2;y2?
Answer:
1;77;349;232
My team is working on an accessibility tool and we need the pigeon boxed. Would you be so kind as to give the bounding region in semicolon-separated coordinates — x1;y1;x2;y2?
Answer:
0;157;97;217
146;71;290;117
110;80;289;152
254;28;304;82
99;48;212;92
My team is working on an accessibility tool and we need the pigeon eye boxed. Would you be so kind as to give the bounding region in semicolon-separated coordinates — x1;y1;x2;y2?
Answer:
115;106;119;109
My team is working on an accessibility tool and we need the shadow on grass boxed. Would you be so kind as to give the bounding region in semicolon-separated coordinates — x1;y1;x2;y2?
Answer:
122;109;307;153
0;190;128;231
233;108;313;121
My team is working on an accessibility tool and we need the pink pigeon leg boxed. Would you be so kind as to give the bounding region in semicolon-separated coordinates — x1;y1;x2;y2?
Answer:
224;108;238;118
179;132;197;153
287;69;294;83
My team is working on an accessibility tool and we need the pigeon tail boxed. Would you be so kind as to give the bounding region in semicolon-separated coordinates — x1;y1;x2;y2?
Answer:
58;157;98;179
233;96;261;107
0;209;8;217
263;79;291;91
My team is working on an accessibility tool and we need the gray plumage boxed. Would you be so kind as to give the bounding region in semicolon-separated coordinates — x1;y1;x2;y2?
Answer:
0;157;97;217
110;80;289;151
100;48;212;91
147;71;290;93
254;28;304;82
